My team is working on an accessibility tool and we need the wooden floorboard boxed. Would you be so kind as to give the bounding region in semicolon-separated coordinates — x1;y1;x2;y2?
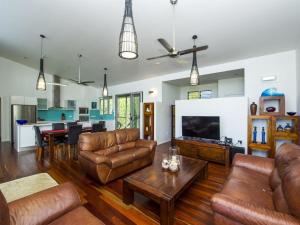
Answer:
0;141;230;225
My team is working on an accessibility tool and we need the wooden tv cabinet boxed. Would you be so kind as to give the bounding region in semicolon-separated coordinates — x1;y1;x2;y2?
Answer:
175;137;230;167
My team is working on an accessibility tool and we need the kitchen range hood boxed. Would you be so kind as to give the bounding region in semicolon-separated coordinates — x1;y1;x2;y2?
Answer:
49;75;64;109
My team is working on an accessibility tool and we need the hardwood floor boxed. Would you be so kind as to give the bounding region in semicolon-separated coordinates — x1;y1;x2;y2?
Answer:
0;141;230;225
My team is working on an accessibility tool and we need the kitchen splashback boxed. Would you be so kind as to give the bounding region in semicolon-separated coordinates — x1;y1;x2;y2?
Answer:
38;109;74;121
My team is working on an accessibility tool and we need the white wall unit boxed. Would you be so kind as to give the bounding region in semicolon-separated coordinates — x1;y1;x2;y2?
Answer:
175;97;248;150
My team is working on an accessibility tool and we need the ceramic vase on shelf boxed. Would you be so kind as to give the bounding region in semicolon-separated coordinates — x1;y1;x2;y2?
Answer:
284;123;292;132
250;102;257;115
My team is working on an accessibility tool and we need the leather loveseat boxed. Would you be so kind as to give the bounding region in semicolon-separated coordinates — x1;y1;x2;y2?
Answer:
212;143;300;225
78;128;157;184
0;182;104;225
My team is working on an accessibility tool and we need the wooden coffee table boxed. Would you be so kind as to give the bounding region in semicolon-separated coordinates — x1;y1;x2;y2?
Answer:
123;155;208;225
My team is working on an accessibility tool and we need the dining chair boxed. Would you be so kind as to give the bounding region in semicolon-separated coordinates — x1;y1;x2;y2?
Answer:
67;122;77;129
52;123;65;130
63;125;82;160
33;126;47;161
92;123;106;133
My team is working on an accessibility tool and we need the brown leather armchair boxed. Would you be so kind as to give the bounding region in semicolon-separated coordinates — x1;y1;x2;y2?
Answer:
78;128;157;184
211;143;300;225
0;182;104;225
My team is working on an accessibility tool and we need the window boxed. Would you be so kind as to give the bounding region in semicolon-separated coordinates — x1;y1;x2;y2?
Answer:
99;96;113;115
188;91;200;100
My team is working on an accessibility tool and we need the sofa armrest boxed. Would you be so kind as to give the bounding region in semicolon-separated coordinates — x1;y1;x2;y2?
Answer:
8;182;81;225
135;139;157;150
212;193;299;225
80;151;112;166
233;153;274;176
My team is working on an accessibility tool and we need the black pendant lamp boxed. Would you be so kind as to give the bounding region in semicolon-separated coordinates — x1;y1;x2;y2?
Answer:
36;34;47;91
190;35;200;86
102;68;108;97
170;0;178;4
119;0;138;60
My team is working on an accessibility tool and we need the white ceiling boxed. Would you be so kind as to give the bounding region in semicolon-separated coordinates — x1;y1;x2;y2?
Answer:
0;0;300;87
166;69;244;86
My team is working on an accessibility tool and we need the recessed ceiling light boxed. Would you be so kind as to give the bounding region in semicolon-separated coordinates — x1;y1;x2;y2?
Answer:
155;62;161;65
261;76;277;81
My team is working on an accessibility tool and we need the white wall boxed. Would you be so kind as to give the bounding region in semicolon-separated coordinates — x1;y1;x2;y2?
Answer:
175;97;248;150
179;83;218;100
107;50;297;145
218;77;245;97
0;57;99;141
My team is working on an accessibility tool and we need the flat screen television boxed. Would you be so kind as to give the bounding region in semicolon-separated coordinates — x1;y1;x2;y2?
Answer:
182;116;220;140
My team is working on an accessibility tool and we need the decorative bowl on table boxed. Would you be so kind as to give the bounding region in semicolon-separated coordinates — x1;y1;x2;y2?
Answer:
287;112;296;116
16;120;28;125
266;107;276;112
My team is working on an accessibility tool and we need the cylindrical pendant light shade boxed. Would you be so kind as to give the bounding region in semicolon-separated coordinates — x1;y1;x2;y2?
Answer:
36;35;46;91
190;50;199;86
36;58;46;91
102;68;108;97
119;0;138;59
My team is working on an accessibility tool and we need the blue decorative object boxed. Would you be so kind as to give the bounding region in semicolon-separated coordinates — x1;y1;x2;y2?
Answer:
261;88;284;97
252;126;257;143
16;120;28;125
261;127;266;144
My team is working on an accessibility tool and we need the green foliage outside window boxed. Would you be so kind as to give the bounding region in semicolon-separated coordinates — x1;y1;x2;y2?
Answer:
188;91;200;100
99;96;113;115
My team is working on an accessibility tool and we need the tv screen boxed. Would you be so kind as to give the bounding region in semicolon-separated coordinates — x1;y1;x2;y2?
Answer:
182;116;220;140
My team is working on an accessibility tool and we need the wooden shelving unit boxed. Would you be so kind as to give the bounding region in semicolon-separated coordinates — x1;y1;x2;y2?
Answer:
248;115;299;158
143;103;154;140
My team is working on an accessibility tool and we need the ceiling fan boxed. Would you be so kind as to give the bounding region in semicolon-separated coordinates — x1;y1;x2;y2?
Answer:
69;54;95;86
147;0;208;61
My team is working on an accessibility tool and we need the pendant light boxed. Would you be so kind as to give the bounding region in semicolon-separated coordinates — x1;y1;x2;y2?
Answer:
102;68;108;97
119;0;138;60
36;34;46;91
190;35;200;86
170;0;178;5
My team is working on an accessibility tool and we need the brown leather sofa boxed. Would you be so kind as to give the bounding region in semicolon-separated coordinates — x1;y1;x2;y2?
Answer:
78;128;157;184
212;143;300;225
0;182;104;225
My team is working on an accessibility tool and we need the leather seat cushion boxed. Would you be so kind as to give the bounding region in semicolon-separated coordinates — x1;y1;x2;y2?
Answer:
132;147;150;159
221;178;274;210
108;148;150;168
48;206;104;225
109;151;135;168
118;142;136;151
229;166;271;190
94;146;118;156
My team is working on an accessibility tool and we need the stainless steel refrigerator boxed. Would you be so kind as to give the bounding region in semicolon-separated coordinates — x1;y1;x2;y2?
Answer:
11;104;37;144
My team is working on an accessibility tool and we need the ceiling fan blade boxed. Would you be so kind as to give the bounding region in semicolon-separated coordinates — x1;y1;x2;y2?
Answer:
147;54;170;60
81;81;95;84
178;45;208;56
68;79;79;83
158;38;173;53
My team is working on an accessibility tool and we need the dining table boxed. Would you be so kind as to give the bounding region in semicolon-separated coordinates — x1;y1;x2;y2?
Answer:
42;127;92;160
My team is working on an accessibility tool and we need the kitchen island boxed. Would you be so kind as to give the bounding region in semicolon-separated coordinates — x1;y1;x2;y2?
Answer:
14;121;114;152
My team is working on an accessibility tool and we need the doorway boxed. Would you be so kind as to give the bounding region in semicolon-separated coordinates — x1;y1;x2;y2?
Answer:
115;92;143;129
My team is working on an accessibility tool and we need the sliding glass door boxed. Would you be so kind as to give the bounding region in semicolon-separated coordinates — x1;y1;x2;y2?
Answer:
115;92;142;129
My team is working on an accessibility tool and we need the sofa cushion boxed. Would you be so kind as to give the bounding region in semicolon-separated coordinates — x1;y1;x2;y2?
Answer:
221;178;274;210
94;146;118;156
0;191;10;225
115;128;139;145
282;159;300;219
275;143;300;179
79;131;117;151
133;148;150;160
118;142;136;151
229;166;271;190
48;206;104;225
109;151;135;168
